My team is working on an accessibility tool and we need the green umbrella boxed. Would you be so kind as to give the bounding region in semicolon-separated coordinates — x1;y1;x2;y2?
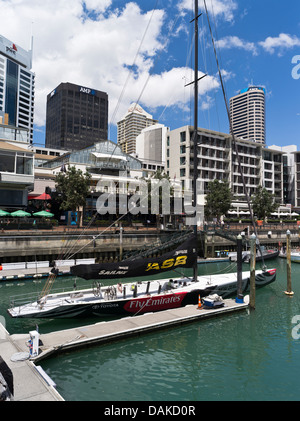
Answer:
10;210;31;217
33;211;54;218
0;210;11;216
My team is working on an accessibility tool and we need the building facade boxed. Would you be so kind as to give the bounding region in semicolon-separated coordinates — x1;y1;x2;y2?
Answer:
0;123;34;208
135;123;168;176
0;34;35;143
230;86;265;144
117;103;158;155
295;152;300;211
45;82;108;151
166;126;284;214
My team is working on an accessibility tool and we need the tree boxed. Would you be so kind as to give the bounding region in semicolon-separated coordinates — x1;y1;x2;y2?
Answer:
55;166;91;225
204;179;232;221
251;186;277;220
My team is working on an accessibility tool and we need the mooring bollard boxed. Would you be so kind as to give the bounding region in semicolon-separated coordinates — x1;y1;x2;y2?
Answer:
285;230;294;296
250;233;256;309
236;234;244;303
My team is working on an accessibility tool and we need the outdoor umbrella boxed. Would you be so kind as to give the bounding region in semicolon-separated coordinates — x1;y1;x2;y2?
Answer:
10;210;31;217
0;210;11;216
35;193;51;201
33;211;54;218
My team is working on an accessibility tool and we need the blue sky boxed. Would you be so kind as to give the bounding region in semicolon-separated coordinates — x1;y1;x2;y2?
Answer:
1;0;299;148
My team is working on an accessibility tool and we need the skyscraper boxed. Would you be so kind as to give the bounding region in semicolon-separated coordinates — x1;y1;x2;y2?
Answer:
117;103;158;155
45;82;108;151
0;34;35;143
229;86;266;144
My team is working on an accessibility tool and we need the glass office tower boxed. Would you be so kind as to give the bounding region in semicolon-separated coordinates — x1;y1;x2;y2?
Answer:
45;82;108;151
0;35;35;143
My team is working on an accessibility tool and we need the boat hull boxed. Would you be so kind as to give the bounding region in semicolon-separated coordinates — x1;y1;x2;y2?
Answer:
7;269;276;319
291;253;300;263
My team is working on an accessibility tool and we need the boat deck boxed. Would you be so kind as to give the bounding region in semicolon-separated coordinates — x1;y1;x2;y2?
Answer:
11;297;249;363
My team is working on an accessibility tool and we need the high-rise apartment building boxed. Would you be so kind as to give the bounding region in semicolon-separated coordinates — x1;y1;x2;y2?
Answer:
117;103;158;155
0;35;35;143
45;82;108;151
230;86;265;144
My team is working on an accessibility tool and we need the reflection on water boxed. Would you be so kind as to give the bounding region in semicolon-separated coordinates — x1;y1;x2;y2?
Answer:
2;259;300;400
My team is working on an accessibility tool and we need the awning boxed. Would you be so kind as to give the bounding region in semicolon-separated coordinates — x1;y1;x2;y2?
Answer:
34;193;51;200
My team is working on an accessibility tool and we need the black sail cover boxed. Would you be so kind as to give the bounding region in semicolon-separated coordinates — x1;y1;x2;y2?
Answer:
71;236;197;280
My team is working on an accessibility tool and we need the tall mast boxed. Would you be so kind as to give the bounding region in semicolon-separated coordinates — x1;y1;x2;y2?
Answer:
193;0;199;282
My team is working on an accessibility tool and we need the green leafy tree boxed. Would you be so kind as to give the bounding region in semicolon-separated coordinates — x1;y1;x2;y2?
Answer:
251;186;277;220
55;166;91;225
204;179;232;221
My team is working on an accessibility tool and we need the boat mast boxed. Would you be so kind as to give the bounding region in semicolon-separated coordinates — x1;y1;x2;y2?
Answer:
193;0;200;282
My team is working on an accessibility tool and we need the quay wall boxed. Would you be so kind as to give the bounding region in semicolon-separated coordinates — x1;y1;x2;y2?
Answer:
0;224;299;263
0;229;163;263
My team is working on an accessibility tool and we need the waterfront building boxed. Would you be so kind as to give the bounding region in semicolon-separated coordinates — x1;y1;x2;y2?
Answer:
117;104;158;155
268;144;297;206
0;123;34;209
295;151;300;211
229;86;265;144
135;123;168;176
40;139;143;218
0;34;35;143
166;126;284;215
45;82;108;151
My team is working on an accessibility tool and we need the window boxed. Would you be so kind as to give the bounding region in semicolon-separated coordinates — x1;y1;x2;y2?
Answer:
0;151;15;172
16;154;33;175
5;60;18;126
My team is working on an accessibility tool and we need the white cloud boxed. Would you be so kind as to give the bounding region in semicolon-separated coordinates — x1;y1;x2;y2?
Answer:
140;68;219;108
0;0;229;135
0;0;167;128
178;0;238;22
259;33;300;55
84;0;112;14
216;36;258;55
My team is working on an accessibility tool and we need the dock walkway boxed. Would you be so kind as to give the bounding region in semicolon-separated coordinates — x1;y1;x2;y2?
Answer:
0;323;64;401
11;298;249;364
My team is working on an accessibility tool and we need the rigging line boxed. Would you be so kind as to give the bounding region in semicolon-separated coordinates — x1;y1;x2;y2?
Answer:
66;172;176;260
62;210;100;261
106;0;160;168
158;13;195;124
203;0;266;270
109;0;160;128
108;5;184;165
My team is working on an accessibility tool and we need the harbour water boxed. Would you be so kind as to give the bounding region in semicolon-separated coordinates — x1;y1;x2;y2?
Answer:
1;258;300;401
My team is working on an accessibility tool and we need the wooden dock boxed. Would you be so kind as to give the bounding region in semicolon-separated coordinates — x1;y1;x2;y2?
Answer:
11;298;249;364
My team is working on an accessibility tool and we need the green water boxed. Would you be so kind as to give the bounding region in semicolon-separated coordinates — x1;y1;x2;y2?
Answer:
1;259;300;401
